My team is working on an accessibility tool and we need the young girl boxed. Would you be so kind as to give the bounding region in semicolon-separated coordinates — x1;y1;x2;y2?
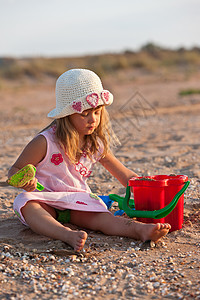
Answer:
9;69;171;252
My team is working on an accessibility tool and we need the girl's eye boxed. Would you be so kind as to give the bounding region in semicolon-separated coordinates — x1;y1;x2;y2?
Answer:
81;112;88;117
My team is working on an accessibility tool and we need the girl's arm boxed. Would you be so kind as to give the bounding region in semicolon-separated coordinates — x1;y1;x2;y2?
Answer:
8;135;47;191
99;152;138;187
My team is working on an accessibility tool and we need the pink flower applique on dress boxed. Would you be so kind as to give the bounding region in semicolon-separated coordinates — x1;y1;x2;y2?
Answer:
76;201;87;205
51;153;63;166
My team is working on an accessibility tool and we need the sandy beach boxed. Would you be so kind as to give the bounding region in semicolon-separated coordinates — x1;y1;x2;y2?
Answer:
0;70;200;299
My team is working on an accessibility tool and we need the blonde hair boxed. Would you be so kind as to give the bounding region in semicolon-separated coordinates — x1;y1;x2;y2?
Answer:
43;106;119;164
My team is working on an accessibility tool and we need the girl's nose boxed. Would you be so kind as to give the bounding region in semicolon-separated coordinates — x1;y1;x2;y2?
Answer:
89;112;96;123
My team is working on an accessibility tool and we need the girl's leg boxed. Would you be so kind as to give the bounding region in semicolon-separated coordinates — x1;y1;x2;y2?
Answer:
21;201;87;252
70;211;171;243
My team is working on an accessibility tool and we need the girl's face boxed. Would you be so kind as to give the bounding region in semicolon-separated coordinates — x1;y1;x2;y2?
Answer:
69;106;102;139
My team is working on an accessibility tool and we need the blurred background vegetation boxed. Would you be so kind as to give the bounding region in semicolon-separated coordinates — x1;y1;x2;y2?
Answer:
0;43;200;82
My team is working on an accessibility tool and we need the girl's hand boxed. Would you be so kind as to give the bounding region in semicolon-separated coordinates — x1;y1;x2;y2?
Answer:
22;177;38;192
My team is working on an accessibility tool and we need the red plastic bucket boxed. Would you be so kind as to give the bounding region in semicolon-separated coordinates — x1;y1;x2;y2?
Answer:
129;175;188;232
164;175;188;232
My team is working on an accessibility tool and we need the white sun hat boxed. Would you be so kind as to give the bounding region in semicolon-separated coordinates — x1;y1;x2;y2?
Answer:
47;69;113;119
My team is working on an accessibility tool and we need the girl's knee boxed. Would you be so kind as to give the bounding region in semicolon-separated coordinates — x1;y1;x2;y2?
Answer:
70;211;109;231
21;200;37;214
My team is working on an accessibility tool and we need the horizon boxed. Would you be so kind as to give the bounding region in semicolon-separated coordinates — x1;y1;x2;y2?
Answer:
1;42;200;60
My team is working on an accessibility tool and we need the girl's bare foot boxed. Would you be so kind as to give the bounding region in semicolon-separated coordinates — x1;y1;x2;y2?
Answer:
64;229;88;252
141;223;171;243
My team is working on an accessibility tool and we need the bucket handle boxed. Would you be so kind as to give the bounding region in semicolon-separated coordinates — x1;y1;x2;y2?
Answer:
119;181;190;219
108;194;135;210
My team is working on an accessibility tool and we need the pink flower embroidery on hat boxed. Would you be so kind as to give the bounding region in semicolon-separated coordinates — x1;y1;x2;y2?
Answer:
86;93;99;108
51;153;63;165
72;100;82;113
101;90;110;104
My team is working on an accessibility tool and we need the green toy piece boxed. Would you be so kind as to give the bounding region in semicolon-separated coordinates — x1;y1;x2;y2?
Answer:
109;194;135;210
6;164;44;191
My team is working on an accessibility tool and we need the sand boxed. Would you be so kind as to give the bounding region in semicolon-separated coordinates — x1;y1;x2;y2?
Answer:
0;71;200;299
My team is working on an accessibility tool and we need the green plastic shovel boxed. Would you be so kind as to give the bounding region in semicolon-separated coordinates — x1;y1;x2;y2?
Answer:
0;164;44;191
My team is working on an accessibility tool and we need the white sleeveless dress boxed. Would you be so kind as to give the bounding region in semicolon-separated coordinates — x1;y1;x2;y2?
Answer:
13;127;108;226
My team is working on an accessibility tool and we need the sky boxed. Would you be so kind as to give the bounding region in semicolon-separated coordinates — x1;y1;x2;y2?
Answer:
0;0;200;57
